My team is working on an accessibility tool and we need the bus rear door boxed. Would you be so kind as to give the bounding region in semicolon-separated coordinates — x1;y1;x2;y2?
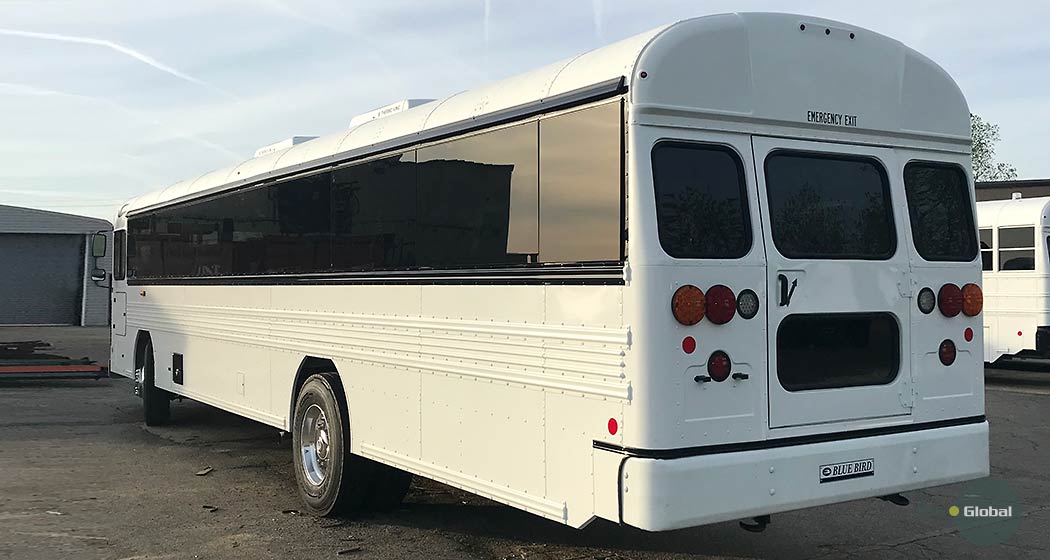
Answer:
752;137;914;429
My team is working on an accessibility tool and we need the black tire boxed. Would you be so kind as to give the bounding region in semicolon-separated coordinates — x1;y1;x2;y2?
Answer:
141;340;171;426
364;463;412;512
292;373;372;516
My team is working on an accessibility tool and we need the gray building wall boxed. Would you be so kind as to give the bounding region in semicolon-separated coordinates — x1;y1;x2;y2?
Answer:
975;179;1050;202
0;204;113;326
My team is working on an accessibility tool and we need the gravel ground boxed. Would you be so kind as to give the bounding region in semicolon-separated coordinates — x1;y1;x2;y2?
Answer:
0;328;1047;560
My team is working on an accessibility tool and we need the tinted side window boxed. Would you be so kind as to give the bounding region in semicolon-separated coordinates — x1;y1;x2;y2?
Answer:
651;142;750;258
999;226;1035;271
114;230;127;281
903;163;977;262
127;215;158;279
127;172;333;278
417;122;537;268
979;228;993;271
332;153;418;271
765;153;895;259
539;102;621;263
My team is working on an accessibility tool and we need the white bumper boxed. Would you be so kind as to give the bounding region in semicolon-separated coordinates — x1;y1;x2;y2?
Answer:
616;421;989;531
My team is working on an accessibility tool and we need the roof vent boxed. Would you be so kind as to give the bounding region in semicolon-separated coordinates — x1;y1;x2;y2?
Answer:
1012;192;1023;200
254;136;318;158
349;99;435;128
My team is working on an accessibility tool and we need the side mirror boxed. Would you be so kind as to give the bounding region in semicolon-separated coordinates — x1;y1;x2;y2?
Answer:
91;232;107;258
91;268;107;282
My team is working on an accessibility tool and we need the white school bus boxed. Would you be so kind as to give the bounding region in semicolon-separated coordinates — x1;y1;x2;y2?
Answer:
110;13;989;531
977;196;1050;364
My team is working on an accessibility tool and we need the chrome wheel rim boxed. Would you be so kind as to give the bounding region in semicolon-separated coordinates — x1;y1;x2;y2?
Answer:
300;404;331;486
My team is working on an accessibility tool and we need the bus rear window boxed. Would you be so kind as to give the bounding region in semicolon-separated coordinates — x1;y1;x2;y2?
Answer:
903;162;978;262
651;142;751;259
765;153;895;260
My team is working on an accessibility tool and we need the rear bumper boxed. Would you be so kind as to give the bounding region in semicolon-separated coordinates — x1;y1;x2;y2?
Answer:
613;420;989;531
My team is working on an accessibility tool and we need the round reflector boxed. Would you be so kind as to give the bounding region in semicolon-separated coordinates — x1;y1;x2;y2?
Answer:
607;418;618;435
938;283;963;317
705;285;737;325
671;285;705;326
707;350;731;382
964;327;974;342
962;283;983;317
939;339;957;366
917;287;936;314
737;289;760;320
682;336;696;354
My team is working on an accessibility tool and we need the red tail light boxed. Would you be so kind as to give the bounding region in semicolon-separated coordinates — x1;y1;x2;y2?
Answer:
707;351;732;382
705;285;737;325
962;283;983;317
938;284;963;317
939;339;957;366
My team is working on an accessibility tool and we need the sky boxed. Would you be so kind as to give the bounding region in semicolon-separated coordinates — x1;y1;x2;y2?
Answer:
1;0;1047;222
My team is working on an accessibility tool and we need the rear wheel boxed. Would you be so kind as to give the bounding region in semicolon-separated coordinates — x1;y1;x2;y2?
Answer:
292;374;371;516
140;341;171;426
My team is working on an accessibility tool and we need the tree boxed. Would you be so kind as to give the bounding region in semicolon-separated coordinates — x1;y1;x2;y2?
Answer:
971;113;1017;181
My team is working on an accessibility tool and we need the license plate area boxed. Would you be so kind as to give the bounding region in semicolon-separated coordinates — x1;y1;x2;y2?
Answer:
819;458;875;483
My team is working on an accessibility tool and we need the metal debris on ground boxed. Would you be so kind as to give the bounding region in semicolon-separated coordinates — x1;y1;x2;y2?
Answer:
195;466;213;476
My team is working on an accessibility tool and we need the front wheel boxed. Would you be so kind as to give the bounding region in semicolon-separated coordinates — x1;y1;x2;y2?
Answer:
292;374;371;516
140;341;170;426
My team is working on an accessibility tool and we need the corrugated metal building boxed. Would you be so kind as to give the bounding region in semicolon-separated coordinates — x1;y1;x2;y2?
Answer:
0;205;112;326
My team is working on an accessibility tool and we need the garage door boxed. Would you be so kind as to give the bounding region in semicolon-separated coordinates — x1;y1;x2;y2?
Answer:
0;234;84;325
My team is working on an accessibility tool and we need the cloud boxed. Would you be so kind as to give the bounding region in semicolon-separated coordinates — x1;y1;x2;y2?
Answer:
0;27;237;100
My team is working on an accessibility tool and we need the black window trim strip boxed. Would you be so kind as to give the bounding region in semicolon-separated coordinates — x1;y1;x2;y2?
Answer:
126;263;626;286
127;77;628;219
592;414;987;460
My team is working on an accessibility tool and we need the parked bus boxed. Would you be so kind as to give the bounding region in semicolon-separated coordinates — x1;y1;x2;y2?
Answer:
977;195;1050;365
110;13;989;531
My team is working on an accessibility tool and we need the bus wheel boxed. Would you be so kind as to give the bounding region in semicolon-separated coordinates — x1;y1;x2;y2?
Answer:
141;341;171;426
292;373;370;516
365;464;412;512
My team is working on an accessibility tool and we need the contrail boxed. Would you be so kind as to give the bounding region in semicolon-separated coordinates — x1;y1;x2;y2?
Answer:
592;0;604;40
0;82;243;162
0;28;237;99
483;0;491;44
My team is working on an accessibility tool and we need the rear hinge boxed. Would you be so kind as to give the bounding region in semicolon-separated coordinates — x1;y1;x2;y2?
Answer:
897;271;915;299
898;378;916;409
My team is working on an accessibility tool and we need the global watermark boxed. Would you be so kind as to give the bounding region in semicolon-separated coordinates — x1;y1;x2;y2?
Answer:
948;504;1013;519
944;478;1022;545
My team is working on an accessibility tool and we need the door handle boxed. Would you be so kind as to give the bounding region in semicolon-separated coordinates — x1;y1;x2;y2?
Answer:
778;274;798;306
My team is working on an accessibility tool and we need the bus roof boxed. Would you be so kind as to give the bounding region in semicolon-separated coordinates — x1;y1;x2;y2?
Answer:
121;12;969;217
977;196;1050;228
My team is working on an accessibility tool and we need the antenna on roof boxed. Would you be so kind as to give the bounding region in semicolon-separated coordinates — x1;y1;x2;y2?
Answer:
349;99;435;128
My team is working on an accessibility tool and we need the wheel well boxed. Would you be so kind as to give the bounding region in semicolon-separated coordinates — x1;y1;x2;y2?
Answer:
290;356;341;426
133;331;152;373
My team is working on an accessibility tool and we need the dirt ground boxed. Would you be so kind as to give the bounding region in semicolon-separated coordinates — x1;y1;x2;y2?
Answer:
0;327;1047;560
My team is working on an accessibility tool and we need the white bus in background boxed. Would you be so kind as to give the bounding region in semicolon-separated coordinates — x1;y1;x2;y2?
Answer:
109;13;989;532
977;195;1050;365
